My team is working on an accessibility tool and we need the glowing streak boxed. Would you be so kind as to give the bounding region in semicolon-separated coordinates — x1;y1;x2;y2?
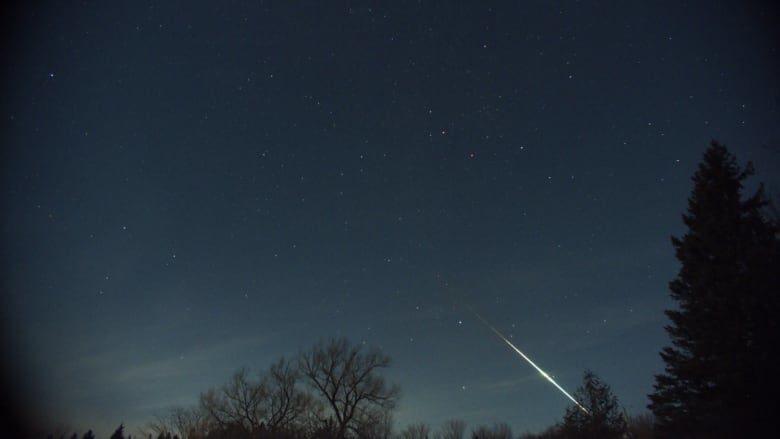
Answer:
476;314;589;415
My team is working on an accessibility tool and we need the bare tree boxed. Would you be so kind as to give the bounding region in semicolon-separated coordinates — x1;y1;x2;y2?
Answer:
144;411;176;438
170;406;211;439
299;338;400;438
439;419;467;439
199;368;268;433
516;425;562;439
263;357;314;432
625;412;655;439
471;423;512;439
400;423;430;439
199;388;231;429
145;406;210;439
353;406;394;439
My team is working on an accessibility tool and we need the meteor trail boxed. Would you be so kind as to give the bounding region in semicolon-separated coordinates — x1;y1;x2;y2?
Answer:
475;313;589;415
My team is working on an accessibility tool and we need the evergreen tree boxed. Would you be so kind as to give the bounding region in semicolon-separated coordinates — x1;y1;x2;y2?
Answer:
82;430;96;439
110;424;126;439
648;141;779;438
559;370;627;439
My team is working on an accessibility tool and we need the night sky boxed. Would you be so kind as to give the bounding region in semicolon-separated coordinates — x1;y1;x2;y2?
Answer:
2;1;779;436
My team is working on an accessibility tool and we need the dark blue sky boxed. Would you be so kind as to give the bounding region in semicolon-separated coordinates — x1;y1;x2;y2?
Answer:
2;1;778;436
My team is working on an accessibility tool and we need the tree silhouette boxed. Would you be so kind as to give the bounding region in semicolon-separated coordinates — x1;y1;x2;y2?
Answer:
625;413;655;439
199;368;266;433
439;419;467;439
299;338;400;439
82;431;95;439
146;405;208;439
399;423;430;439
648;141;780;438
263;357;314;432
136;341;400;438
349;405;394;439
559;370;626;439
516;425;562;439
470;423;512;439
110;424;126;439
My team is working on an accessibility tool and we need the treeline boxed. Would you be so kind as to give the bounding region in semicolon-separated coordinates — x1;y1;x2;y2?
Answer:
392;370;654;439
47;338;647;439
145;338;398;439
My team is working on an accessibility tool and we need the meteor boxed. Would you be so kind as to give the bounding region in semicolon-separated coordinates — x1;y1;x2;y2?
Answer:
475;313;589;415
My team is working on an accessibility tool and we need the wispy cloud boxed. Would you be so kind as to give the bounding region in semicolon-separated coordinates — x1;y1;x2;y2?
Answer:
482;373;537;394
39;333;277;437
111;334;271;385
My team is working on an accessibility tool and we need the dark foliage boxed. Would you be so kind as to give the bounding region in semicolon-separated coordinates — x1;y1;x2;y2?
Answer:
517;425;562;439
439;419;467;439
559;370;627;439
648;141;780;438
470;423;512;439
110;424;125;439
625;413;655;439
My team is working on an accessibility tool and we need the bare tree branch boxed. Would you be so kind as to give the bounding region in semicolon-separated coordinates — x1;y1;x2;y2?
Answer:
299;338;399;438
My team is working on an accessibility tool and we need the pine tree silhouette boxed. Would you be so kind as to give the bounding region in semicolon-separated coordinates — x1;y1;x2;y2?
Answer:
648;141;780;438
560;370;626;439
110;424;126;439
